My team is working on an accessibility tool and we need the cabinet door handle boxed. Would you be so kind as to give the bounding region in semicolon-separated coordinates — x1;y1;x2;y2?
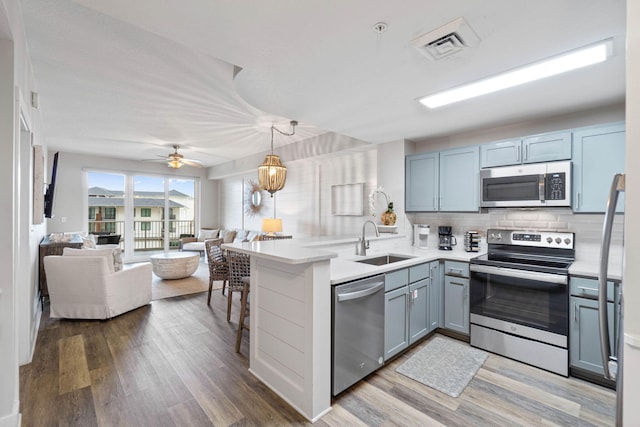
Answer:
574;302;578;322
516;145;521;162
433;196;437;210
524;144;529;161
577;192;581;209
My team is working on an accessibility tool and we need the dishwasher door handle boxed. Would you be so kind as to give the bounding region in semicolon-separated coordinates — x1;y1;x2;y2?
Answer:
337;282;385;302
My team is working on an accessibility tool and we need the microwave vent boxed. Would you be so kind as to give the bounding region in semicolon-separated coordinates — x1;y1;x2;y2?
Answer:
412;17;480;61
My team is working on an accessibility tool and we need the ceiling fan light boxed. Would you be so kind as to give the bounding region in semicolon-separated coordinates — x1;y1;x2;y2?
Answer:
168;158;183;168
258;154;287;196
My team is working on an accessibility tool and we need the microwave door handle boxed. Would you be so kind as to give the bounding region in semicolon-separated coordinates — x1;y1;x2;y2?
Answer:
539;174;546;202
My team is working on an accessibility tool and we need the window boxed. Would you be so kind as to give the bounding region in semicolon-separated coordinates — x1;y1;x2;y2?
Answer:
104;207;116;220
88;171;196;256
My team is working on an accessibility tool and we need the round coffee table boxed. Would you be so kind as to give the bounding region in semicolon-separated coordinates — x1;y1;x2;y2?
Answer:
149;252;200;280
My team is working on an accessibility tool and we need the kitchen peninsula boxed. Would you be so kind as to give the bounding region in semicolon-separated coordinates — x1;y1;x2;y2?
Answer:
223;235;482;421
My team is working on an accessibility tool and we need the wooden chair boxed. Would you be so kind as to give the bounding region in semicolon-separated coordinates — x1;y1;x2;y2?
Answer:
227;250;251;350
205;238;228;305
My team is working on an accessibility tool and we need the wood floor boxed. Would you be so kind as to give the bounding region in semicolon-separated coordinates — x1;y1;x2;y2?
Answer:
20;290;616;426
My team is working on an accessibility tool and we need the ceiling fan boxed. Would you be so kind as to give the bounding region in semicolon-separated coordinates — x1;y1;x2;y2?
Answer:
163;145;204;169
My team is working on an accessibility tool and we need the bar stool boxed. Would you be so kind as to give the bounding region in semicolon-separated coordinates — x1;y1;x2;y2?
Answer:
227;250;251;351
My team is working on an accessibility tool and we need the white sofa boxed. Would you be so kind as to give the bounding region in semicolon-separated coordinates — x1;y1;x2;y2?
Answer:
180;228;263;254
43;255;152;319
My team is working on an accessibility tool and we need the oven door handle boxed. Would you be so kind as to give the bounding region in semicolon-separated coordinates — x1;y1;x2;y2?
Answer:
470;264;567;285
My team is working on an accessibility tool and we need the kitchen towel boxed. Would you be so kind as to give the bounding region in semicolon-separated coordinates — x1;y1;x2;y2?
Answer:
396;336;488;398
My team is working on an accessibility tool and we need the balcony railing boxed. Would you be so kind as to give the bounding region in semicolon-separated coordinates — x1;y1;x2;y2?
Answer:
88;219;195;251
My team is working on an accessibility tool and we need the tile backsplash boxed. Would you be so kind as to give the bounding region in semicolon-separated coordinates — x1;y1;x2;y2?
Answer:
409;207;624;248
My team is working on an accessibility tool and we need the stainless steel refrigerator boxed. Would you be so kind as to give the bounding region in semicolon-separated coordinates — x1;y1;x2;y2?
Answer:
599;173;625;426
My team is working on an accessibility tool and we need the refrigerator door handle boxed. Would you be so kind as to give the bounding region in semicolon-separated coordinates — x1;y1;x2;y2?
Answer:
598;173;625;381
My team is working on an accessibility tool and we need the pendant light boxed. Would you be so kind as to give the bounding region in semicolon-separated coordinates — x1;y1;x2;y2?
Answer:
258;120;297;197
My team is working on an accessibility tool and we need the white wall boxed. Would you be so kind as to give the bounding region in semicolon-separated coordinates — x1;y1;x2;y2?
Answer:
411;103;625;154
1;0;48;424
219;147;378;237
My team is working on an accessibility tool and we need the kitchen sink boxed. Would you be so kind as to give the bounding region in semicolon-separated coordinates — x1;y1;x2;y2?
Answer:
355;254;414;266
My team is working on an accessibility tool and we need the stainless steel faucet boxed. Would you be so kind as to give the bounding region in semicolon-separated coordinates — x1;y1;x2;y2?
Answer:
357;220;380;256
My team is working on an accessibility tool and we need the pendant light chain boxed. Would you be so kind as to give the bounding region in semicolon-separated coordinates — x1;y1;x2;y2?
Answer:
258;120;298;197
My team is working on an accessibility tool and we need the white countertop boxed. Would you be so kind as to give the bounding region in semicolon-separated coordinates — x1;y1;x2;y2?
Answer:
330;245;483;284
222;240;337;264
224;234;624;283
569;242;624;281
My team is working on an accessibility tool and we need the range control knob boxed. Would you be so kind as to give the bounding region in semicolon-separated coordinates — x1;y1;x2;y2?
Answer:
555;237;562;244
546;237;553;244
564;238;572;245
490;232;502;241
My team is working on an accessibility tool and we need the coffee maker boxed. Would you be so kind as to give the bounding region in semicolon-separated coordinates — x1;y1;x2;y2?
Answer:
438;226;457;251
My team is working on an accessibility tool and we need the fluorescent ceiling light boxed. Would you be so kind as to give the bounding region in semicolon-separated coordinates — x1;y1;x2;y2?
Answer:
418;39;612;109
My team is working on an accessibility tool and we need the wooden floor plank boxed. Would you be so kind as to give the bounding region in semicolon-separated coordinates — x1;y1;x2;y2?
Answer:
58;334;91;394
19;291;616;426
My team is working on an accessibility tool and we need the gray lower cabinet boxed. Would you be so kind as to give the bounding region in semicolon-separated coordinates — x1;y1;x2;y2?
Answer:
443;260;470;335
384;263;431;361
570;296;615;375
428;261;441;332
569;276;619;376
384;285;409;359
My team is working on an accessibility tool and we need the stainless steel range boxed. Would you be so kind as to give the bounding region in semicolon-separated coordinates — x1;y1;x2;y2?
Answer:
469;229;575;376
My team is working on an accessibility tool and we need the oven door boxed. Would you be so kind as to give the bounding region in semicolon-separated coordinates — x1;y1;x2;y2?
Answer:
470;264;568;336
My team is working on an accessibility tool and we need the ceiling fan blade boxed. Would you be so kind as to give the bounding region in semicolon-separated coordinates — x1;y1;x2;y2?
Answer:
182;158;204;167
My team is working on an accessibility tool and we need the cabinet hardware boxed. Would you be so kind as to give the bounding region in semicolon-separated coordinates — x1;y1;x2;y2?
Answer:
516;145;521;162
524;144;529;161
574;302;578;322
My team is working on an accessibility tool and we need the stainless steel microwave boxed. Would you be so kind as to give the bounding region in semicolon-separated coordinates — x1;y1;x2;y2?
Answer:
480;161;572;208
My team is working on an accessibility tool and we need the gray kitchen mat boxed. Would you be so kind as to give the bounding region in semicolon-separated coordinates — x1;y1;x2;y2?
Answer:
396;336;488;397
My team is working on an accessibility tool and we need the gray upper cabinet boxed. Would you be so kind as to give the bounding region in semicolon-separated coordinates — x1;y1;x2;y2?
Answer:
406;146;479;212
480;131;571;168
479;138;522;168
439;146;480;212
405;152;439;212
572;122;625;213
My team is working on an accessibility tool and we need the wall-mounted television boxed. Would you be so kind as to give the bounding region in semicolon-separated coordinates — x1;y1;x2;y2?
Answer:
44;152;59;219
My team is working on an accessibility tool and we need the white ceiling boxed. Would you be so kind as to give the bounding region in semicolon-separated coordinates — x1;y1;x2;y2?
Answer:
20;0;626;168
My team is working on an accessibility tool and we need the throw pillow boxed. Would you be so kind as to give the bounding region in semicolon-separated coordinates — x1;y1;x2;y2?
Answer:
233;229;248;243
82;234;97;249
246;231;261;242
197;229;219;242
62;247;117;273
220;229;237;243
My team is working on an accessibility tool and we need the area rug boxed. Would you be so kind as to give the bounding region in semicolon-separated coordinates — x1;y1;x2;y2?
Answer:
396;336;488;398
151;262;222;300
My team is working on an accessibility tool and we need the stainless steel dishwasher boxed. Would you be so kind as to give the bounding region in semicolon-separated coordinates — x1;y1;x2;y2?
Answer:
332;274;385;395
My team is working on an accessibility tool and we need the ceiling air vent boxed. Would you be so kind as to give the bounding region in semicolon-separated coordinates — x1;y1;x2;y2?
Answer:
412;17;480;61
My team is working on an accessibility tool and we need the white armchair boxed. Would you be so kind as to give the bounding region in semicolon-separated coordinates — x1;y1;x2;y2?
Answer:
43;255;152;319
